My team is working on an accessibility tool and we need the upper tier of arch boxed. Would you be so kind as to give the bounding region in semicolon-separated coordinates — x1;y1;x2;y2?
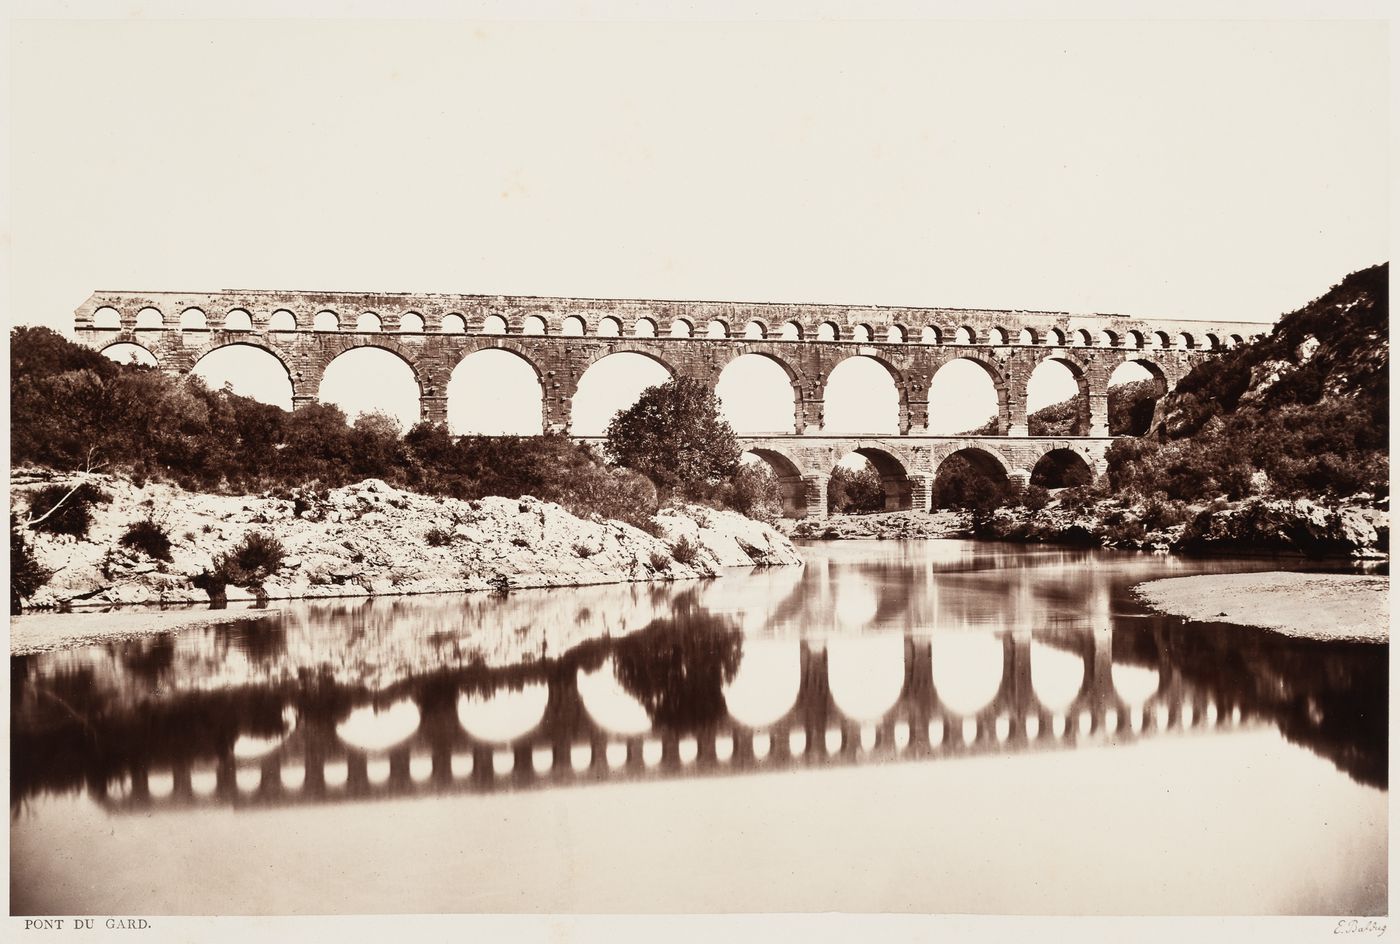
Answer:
74;289;1267;349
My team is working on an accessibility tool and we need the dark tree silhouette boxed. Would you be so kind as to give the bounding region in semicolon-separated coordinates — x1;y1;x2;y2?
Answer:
603;377;741;495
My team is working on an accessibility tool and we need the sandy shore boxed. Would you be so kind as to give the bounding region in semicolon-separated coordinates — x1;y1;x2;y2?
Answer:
1132;572;1389;642
9;605;287;656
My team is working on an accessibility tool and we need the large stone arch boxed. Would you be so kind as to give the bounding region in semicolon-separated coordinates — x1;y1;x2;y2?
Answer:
927;354;1009;435
839;442;918;512
819;353;909;434
446;337;547;385
446;343;547;435
570;348;678;435
189;338;298;388
98;340;160;367
930;443;1013;477
1030;447;1095;489
1024;354;1090;436
315;337;427;395
188;341;297;410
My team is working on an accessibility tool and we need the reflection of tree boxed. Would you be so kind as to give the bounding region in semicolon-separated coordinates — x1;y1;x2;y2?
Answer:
121;635;176;688
611;608;743;732
213;617;287;665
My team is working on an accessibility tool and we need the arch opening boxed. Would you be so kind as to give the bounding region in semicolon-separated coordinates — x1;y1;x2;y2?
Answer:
633;317;658;338
741;450;806;518
921;326;941;345
596;316;622;338
315;310;341;332
816;322;839;342
269;309;297;332
561;315;586;337
886;325;907;344
743;320;766;340
987;327;1008;346
779;321;802;341
441;313;467;334
1029;448;1094;489
954;326;976;345
829;449;912;514
192;344;294;410
571;352;673;436
356;312;381;333
705;320;729;339
319;347;420;429
447;348;544;435
1026;359;1088;437
92;306;121;329
927;358;1002;435
717;354;796;434
100;343;158;368
821;356;900;434
669;318;693;338
180;308;207;331
1107;361;1167;436
224;309;253;332
134;307;164;330
482;314;508;336
1017;327;1039;346
852;324;873;343
521;315;546;336
931;448;1010;511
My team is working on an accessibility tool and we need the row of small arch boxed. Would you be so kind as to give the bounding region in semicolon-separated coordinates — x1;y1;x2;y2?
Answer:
86;305;1251;351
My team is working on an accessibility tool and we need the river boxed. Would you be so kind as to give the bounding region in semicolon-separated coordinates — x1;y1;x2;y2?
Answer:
9;540;1387;915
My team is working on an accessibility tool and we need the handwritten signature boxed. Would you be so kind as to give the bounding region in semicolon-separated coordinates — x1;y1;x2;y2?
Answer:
1336;919;1387;937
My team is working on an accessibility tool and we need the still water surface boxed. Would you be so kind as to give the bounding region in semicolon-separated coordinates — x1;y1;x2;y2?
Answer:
10;541;1387;914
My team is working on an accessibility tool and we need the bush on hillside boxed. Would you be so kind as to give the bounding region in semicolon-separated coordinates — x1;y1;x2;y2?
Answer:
828;465;885;514
11;515;51;614
119;518;173;561
26;482;111;538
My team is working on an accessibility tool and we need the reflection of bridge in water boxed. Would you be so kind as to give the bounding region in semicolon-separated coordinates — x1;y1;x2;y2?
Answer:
88;628;1259;814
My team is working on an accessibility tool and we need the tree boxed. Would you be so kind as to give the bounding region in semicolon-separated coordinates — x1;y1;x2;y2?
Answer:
603;377;740;494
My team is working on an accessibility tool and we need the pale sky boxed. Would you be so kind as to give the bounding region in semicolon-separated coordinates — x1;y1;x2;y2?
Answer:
12;13;1389;438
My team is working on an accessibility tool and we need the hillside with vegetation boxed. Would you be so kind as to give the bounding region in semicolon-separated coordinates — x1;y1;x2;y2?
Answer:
980;263;1389;555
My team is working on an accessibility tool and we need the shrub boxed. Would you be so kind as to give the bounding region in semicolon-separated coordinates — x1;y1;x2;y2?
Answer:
10;515;52;613
197;531;286;593
828;465;885;514
670;535;701;565
573;541;596;558
424;527;453;547
649;550;670;571
931;455;1011;512
119;518;172;561
26;481;110;538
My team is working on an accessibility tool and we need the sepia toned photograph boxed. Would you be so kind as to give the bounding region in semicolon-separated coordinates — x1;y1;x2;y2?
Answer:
6;3;1390;938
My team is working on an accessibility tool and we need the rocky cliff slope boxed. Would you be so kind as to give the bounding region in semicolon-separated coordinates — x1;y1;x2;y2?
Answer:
15;472;801;609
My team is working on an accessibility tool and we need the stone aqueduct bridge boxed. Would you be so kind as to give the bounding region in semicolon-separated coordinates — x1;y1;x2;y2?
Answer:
74;290;1263;516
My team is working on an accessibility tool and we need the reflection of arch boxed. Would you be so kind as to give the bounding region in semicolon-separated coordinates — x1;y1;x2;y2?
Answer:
828;635;906;721
336;700;421;751
1030;642;1085;712
134;306;164;329
269;309;297;331
742;448;808;518
447;346;544;435
457;685;549;743
1030;448;1094;488
723;639;801;727
577;660;653;735
930;634;1004;715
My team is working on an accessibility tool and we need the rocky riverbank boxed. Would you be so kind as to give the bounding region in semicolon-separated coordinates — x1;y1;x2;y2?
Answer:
1133;572;1389;642
783;509;970;541
13;473;802;612
975;494;1388;560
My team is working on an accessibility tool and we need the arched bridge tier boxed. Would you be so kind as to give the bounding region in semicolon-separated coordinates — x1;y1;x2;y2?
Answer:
75;289;1262;437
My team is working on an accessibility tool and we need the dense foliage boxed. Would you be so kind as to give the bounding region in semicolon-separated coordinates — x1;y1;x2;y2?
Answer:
603;377;741;495
1105;263;1389;502
10;517;51;614
828;465;885;514
26;482;111;538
